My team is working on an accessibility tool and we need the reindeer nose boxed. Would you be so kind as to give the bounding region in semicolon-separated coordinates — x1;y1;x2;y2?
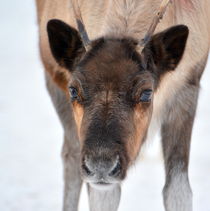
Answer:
82;155;121;178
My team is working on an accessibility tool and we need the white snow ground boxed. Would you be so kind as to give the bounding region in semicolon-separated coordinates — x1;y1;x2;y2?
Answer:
0;1;210;211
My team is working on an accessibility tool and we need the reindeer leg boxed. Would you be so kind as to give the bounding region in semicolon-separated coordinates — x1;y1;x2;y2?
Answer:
45;72;82;211
87;184;121;211
62;134;82;211
161;85;199;211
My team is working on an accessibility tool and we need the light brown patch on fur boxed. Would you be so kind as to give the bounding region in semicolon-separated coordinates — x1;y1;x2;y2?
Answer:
72;101;84;140
52;67;70;93
127;103;152;162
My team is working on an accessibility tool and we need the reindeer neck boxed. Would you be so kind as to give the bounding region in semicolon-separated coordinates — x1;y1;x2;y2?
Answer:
101;0;162;40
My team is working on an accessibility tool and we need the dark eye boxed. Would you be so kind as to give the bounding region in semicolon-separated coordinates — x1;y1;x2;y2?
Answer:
139;89;153;102
69;87;78;100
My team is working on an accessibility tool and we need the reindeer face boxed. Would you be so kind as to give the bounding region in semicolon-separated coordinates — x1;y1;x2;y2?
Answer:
47;20;188;188
69;39;154;186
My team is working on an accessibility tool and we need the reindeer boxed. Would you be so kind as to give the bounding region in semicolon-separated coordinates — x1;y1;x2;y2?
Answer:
35;0;210;210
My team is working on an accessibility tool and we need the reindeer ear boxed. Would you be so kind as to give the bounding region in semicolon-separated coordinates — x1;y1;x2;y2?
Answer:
142;25;189;75
47;19;85;70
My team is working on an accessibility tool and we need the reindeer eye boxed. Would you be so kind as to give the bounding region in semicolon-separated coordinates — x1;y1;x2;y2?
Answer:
139;89;152;102
69;87;78;100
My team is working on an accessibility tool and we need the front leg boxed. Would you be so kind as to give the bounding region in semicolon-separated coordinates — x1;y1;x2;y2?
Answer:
161;86;199;211
88;184;121;211
62;135;82;211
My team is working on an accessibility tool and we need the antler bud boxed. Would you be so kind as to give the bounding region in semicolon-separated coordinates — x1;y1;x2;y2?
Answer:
139;0;172;49
72;0;90;50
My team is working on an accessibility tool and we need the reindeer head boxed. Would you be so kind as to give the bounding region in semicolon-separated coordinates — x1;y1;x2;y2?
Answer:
47;19;188;189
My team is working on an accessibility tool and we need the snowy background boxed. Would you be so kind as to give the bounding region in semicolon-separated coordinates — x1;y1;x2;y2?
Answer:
0;1;210;211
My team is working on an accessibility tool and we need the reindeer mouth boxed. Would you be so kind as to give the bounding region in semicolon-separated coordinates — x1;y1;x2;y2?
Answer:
96;181;110;185
90;181;117;190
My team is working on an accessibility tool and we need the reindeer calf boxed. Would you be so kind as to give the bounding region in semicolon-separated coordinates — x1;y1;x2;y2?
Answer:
36;0;210;210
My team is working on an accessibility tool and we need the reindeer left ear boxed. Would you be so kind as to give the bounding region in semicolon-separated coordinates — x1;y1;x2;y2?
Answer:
142;25;189;74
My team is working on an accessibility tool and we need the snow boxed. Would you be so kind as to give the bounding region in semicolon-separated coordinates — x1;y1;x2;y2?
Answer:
0;1;209;210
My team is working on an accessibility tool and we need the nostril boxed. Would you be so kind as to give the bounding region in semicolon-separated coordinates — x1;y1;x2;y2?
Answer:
82;162;93;176
109;159;121;176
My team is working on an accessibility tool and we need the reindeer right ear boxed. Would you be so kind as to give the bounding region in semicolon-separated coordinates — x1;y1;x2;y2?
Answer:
47;19;85;70
142;25;189;76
